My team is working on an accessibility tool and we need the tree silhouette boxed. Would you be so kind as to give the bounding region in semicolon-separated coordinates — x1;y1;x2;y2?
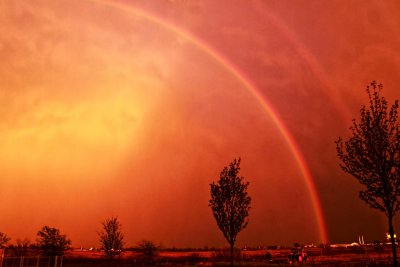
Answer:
14;238;30;257
137;240;158;258
336;81;400;267
0;232;10;248
99;216;124;258
36;226;71;256
137;240;159;264
209;158;251;267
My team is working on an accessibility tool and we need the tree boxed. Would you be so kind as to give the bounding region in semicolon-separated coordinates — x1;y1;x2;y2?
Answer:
137;240;158;258
209;158;251;267
99;216;124;258
36;226;71;256
336;81;400;267
0;232;10;248
137;240;159;264
14;238;30;257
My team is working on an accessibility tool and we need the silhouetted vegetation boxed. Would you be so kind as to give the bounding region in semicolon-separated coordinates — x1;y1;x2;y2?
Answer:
209;158;251;267
0;232;10;248
1;243;399;266
14;238;31;257
36;226;71;256
137;240;158;258
98;216;124;259
336;81;400;267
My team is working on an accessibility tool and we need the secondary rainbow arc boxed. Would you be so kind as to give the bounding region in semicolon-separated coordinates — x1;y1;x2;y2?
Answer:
254;3;351;121
89;0;329;244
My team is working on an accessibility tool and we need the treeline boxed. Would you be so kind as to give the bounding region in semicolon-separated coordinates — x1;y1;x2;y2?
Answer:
0;218;125;258
3;81;400;266
0;226;70;256
0;157;252;267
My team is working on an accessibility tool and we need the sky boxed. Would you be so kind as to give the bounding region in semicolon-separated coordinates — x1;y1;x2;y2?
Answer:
1;0;400;248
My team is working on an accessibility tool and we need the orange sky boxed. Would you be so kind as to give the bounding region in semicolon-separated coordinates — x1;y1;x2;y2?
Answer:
1;0;400;248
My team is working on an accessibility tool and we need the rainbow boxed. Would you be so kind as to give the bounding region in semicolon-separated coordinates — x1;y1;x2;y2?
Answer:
89;0;329;244
254;3;351;121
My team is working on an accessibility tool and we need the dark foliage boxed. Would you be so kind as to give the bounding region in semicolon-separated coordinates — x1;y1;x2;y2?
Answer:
14;238;30;256
0;232;10;248
99;216;124;258
209;158;251;267
36;226;71;256
137;240;158;258
336;81;400;267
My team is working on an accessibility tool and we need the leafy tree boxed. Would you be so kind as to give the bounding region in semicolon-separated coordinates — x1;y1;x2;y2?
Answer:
209;158;251;267
99;216;124;258
336;81;400;267
37;226;71;256
0;232;10;248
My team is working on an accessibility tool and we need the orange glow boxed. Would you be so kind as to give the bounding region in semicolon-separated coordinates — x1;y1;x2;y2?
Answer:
2;0;400;248
89;0;328;243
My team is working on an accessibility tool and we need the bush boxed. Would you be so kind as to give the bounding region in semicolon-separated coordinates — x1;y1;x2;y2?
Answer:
138;240;159;258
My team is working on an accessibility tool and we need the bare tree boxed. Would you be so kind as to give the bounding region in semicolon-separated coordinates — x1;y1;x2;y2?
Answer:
0;232;10;248
99;216;124;258
37;226;71;256
209;158;251;267
336;81;400;267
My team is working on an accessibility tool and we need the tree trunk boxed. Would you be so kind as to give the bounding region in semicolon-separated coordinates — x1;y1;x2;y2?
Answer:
230;242;234;267
389;214;398;267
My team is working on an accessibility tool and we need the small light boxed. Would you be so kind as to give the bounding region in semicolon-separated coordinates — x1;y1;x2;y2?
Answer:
386;233;397;240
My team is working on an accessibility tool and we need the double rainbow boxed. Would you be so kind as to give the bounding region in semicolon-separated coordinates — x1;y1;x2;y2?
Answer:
89;0;329;244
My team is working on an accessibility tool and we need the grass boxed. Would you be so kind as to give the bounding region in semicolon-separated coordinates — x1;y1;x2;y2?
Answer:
2;245;399;267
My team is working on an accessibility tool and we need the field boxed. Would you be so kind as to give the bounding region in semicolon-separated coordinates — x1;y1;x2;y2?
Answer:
0;246;398;267
62;246;400;266
2;245;398;267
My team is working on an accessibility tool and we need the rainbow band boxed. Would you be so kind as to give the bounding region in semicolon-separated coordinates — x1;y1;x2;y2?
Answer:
257;6;350;121
89;0;328;244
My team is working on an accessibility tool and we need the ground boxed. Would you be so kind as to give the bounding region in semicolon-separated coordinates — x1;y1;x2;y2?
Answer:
2;245;398;266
